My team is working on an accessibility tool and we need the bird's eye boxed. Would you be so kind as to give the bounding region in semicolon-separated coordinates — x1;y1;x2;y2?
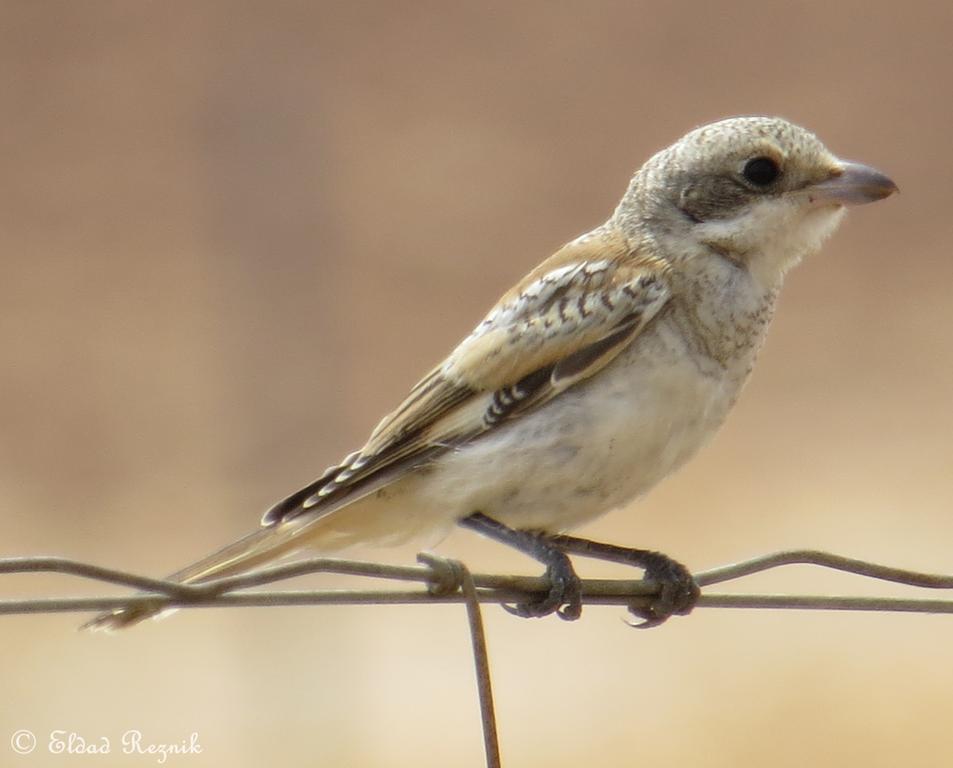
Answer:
742;156;781;187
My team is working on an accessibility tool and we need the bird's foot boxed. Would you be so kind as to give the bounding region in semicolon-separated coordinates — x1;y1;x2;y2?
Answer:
458;512;584;621
626;551;699;629
547;534;698;629
503;549;582;621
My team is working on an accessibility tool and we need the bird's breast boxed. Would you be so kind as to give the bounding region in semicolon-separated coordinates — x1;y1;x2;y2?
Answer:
420;308;763;532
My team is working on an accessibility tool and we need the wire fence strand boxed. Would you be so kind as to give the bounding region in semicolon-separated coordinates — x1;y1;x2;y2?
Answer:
3;550;953;616
5;549;953;768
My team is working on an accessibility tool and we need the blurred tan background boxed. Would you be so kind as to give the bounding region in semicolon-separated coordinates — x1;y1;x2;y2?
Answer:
2;1;952;765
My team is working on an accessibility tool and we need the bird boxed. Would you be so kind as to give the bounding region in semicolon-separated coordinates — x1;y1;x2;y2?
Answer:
84;116;897;631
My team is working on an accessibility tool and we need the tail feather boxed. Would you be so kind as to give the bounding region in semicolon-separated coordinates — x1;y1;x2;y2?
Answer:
81;522;306;632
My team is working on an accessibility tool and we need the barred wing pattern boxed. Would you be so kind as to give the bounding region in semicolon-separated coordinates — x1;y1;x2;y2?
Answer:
263;229;671;526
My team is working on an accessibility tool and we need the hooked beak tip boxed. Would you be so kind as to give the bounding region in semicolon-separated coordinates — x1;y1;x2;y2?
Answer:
810;161;898;206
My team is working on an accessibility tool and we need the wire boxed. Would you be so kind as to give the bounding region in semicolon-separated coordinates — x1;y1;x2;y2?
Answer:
5;549;953;767
2;550;953;616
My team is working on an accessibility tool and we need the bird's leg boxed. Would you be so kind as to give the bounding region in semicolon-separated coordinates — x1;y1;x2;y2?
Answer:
548;534;699;628
458;512;582;621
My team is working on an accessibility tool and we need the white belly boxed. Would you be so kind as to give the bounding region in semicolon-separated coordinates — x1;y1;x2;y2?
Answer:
300;308;764;550
414;318;749;533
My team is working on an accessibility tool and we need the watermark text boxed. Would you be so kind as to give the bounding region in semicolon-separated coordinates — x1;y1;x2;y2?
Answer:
10;729;203;763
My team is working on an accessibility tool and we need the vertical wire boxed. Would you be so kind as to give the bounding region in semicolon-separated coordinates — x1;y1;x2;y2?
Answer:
456;560;502;768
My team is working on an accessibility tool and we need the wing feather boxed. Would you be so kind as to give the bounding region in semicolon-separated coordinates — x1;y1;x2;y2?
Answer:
262;227;670;526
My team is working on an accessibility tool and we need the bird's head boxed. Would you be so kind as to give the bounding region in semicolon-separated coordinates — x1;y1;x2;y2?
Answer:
616;116;897;286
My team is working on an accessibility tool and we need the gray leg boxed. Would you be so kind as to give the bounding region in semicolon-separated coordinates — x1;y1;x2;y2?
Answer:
459;513;583;620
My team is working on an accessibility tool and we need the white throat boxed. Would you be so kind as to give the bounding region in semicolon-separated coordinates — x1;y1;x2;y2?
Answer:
695;201;847;287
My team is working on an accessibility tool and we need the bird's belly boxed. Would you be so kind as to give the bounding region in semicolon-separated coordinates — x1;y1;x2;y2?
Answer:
421;327;744;533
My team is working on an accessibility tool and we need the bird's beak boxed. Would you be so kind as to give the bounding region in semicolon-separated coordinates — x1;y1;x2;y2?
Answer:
806;161;898;206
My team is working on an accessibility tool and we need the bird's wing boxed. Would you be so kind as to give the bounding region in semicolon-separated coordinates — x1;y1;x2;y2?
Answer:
262;228;671;525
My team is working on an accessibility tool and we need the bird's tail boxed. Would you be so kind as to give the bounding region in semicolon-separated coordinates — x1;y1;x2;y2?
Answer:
81;521;308;632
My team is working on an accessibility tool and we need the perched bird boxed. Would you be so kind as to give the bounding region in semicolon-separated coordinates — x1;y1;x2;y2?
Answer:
85;116;896;631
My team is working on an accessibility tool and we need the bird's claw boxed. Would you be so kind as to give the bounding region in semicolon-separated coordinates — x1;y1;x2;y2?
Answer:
625;554;699;628
503;553;582;621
